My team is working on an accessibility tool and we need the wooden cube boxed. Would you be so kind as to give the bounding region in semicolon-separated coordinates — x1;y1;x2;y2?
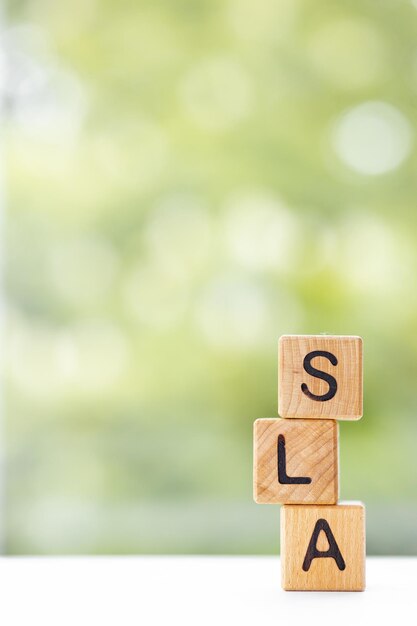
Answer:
278;335;363;420
281;502;366;591
253;418;338;505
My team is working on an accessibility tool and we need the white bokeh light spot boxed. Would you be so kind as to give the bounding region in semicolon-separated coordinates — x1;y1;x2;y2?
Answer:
8;317;129;398
123;261;188;330
332;101;413;175
227;0;296;43
338;214;413;296
308;19;385;90
143;194;212;281
223;190;298;272
179;56;252;130
195;275;269;349
47;234;119;307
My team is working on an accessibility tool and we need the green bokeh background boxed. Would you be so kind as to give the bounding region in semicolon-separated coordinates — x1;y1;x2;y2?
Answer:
4;0;417;554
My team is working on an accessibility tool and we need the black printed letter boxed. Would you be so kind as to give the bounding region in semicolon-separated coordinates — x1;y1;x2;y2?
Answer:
302;518;346;572
277;435;312;485
301;350;338;402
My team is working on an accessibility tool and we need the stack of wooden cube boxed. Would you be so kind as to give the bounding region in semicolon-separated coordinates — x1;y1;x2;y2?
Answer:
253;335;365;591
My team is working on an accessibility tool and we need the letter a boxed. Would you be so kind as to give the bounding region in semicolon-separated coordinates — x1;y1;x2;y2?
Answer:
302;518;346;572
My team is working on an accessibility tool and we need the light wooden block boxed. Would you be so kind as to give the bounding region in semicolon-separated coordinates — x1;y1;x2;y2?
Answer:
253;418;338;505
278;335;363;420
281;502;366;591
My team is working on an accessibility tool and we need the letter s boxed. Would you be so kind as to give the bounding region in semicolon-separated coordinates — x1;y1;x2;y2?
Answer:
301;350;338;402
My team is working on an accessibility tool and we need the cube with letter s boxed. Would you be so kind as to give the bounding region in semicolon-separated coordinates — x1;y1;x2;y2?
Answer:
278;335;363;420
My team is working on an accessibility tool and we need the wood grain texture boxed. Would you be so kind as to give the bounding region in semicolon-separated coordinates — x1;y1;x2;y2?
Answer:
278;335;363;420
253;418;338;505
281;502;366;591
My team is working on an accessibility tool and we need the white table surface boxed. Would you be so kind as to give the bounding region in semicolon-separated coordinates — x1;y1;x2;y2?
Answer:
0;557;414;625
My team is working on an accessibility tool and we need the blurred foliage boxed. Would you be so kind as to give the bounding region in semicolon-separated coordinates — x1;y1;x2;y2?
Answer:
3;0;417;554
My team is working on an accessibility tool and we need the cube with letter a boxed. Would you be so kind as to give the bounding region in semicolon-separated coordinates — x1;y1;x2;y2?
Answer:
281;502;366;591
278;335;363;420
